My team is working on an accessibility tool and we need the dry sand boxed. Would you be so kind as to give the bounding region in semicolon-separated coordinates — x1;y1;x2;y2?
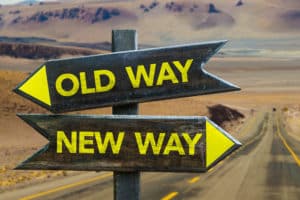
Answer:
283;105;300;142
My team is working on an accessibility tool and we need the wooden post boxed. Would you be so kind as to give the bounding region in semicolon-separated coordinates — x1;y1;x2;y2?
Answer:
112;30;140;200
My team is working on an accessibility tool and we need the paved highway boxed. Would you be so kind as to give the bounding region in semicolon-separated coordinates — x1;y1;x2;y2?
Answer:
2;109;300;200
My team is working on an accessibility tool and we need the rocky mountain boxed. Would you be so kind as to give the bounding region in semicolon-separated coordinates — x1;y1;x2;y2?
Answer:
9;6;136;24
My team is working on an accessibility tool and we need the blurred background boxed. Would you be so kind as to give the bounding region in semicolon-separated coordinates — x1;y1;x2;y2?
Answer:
0;1;299;199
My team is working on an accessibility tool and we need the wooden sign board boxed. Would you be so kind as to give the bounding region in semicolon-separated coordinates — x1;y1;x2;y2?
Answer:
16;114;241;172
14;41;239;113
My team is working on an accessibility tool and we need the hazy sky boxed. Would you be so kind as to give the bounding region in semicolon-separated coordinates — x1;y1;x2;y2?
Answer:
0;0;23;5
0;0;57;5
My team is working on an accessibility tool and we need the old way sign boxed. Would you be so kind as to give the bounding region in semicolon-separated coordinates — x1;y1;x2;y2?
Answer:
16;114;241;172
14;41;239;113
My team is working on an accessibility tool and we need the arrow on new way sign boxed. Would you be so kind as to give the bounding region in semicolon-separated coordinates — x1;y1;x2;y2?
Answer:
14;41;239;113
16;114;241;172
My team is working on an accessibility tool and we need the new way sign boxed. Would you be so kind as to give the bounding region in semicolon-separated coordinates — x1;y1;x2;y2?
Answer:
16;114;241;172
14;41;239;113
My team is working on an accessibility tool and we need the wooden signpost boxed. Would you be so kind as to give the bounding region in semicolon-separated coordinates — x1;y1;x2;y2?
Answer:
111;30;140;200
14;30;241;200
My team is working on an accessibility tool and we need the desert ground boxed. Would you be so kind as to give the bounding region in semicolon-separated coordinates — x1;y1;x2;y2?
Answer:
0;0;299;199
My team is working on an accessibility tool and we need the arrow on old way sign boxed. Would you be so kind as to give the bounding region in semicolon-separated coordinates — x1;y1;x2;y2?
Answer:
14;41;239;113
16;114;241;172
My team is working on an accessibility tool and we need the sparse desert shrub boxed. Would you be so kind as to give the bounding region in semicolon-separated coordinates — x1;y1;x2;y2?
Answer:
208;104;244;127
102;9;111;20
9;10;21;14
38;13;48;22
236;0;243;7
208;3;220;13
111;9;120;16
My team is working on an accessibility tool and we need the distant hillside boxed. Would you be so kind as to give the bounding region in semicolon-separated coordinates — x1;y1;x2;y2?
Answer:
0;0;298;45
0;36;155;50
0;42;102;59
16;0;40;6
9;6;136;24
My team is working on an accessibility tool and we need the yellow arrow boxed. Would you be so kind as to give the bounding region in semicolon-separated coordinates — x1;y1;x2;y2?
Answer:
19;65;51;106
206;120;239;168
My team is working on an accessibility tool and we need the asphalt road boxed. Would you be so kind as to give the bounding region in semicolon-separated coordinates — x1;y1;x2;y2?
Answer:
2;110;300;200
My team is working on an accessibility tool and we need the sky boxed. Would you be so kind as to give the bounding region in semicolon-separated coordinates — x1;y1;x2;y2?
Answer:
0;0;57;5
0;0;24;4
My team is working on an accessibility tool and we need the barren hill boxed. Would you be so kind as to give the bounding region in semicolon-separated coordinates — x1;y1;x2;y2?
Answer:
0;42;102;59
0;0;298;45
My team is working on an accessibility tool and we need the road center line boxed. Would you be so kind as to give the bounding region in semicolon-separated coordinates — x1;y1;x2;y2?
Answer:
188;176;200;184
276;118;300;167
161;191;179;200
20;172;112;200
